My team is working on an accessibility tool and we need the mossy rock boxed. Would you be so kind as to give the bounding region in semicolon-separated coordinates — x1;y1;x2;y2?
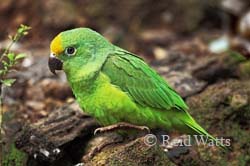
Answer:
85;137;175;166
2;144;27;166
238;61;250;78
186;79;250;165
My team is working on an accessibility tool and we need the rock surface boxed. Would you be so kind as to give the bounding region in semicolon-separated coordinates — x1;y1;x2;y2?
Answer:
187;79;250;165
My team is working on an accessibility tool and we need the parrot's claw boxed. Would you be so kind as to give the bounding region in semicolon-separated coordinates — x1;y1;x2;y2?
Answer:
140;126;151;133
94;122;150;135
94;128;101;135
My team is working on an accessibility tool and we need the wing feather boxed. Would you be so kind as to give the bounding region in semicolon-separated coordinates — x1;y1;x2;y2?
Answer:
102;49;188;111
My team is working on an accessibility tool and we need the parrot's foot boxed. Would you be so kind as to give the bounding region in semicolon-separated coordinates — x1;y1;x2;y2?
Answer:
94;122;150;135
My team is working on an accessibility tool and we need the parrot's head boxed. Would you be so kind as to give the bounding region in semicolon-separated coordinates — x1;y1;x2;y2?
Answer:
48;28;112;75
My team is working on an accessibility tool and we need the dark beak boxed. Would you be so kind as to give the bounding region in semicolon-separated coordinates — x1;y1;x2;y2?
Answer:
48;55;63;75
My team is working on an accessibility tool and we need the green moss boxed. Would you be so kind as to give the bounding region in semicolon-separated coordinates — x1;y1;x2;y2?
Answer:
2;144;27;166
239;61;250;78
186;80;250;165
238;154;250;166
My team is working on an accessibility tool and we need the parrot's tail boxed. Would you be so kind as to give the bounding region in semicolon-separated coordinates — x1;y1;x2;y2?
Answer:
184;121;228;151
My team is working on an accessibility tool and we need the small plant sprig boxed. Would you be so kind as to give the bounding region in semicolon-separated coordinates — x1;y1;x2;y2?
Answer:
0;24;31;87
0;24;31;150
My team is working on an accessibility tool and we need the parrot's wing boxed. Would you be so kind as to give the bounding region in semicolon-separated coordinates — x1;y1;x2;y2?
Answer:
101;49;188;111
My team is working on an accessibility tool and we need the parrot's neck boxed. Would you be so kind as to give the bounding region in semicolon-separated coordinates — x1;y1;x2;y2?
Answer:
67;69;109;111
64;58;108;108
66;64;99;95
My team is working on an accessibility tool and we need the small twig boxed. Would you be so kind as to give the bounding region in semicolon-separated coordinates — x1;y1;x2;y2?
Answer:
0;24;31;165
0;25;29;62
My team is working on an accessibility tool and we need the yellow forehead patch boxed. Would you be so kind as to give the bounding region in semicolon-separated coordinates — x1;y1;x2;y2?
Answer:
50;34;63;56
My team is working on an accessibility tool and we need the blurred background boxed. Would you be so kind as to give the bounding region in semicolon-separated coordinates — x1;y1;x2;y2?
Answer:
0;0;249;54
1;0;250;166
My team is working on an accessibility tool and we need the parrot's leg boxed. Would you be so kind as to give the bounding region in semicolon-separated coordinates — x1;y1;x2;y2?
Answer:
94;122;150;135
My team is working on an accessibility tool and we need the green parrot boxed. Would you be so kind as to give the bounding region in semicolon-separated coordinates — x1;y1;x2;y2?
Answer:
48;28;225;149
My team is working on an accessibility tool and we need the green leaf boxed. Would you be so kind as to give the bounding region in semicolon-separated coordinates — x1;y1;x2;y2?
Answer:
229;51;247;62
18;24;31;36
17;27;24;34
2;60;9;68
15;53;26;60
7;53;15;61
1;79;16;86
0;70;5;75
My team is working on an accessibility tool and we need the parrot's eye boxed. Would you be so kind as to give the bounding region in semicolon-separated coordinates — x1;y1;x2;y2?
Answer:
65;47;76;56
